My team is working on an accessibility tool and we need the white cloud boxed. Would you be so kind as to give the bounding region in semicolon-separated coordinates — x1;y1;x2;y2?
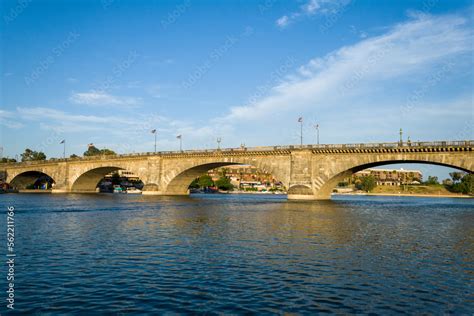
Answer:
0;110;23;129
276;15;289;28
229;13;473;121
304;0;321;14
276;0;349;28
17;107;139;126
146;84;161;98
69;91;141;107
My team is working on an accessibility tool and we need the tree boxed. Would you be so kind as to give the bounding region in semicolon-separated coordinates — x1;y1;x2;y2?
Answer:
1;158;16;163
100;149;116;155
197;175;214;188
460;174;473;195
356;175;376;192
84;145;101;156
215;176;233;191
84;145;116;156
449;172;464;183
425;176;439;185
21;148;46;162
189;178;200;189
70;154;79;159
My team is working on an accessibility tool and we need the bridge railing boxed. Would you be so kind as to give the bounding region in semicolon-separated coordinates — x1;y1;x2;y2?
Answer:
2;140;472;166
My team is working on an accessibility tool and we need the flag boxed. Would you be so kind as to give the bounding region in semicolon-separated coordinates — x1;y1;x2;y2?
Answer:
298;117;303;122
60;140;65;144
176;135;182;139
316;124;319;129
151;129;156;133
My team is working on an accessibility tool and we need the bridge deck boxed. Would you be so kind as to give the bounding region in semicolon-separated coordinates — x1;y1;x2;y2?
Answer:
1;140;473;167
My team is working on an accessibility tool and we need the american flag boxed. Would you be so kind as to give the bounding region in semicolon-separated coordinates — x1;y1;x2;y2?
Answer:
151;129;156;134
60;140;65;144
176;135;182;139
298;117;303;122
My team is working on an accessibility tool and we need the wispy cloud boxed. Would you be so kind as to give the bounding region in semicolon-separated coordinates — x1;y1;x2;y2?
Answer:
146;84;162;98
276;15;289;28
17;107;140;125
232;13;472;121
0;110;24;129
69;91;141;107
276;0;350;28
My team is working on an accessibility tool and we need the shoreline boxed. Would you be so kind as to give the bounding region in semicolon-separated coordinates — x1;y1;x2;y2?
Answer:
333;192;473;198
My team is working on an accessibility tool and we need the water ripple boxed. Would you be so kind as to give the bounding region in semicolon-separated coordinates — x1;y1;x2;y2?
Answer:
0;194;472;313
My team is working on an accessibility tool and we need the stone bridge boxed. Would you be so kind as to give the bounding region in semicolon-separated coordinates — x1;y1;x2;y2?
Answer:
2;140;473;200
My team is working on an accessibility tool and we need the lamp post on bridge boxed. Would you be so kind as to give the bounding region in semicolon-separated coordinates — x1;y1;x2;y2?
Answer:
399;128;403;146
298;117;303;147
217;137;222;150
177;134;182;152
314;124;320;145
60;140;66;158
151;129;157;153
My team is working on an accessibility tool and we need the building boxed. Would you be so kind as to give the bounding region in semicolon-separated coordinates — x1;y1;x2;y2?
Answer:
351;168;422;186
104;170;140;181
208;165;285;191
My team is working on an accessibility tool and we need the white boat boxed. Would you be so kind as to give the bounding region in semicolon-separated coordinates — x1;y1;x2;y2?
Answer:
126;187;142;194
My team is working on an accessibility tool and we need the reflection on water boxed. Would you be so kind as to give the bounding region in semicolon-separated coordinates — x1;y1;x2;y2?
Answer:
0;194;472;313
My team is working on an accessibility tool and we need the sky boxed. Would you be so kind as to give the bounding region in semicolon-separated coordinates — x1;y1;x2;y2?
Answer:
1;0;473;181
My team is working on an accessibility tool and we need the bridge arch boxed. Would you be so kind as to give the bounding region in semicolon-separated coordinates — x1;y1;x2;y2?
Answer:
10;170;55;190
71;166;124;192
161;157;290;195
314;156;473;199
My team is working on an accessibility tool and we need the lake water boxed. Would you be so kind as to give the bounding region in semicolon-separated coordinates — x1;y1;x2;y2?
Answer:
0;193;472;314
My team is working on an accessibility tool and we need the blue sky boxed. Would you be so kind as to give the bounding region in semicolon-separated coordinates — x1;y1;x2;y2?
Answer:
1;0;473;180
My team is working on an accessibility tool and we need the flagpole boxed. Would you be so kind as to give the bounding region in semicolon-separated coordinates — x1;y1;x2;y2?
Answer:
63;140;66;159
300;118;303;147
315;124;320;145
317;125;320;145
180;137;182;152
154;132;157;153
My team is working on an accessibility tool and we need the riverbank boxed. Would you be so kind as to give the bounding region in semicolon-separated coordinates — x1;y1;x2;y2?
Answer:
333;192;472;198
335;184;472;198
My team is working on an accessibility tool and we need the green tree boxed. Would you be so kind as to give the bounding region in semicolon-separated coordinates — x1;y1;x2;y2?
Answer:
356;175;376;192
84;145;116;156
1;158;17;163
197;175;214;188
189;178;200;189
69;154;79;159
84;145;101;156
21;148;46;162
100;149;116;155
460;174;473;195
215;176;234;191
449;172;464;183
425;176;439;185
